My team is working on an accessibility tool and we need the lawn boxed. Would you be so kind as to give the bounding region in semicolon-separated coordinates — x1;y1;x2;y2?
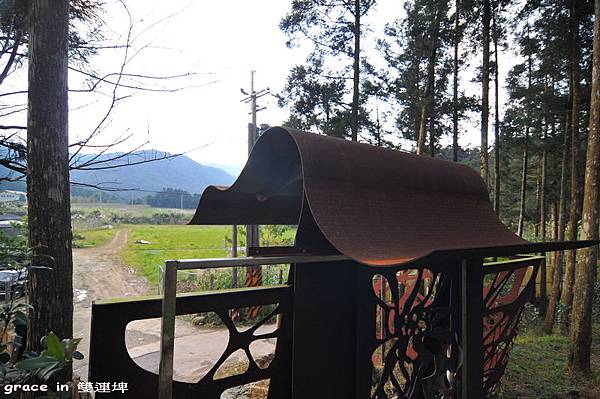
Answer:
72;227;116;248
499;324;600;398
122;224;232;286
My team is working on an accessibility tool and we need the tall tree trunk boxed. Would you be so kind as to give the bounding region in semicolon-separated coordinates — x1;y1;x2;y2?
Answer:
539;119;548;312
417;3;441;156
559;0;581;335
453;0;460;162
542;113;570;334
517;130;529;237
418;51;436;155
517;50;532;237
550;202;559;281
26;0;73;366
535;164;541;238
429;78;436;157
480;0;491;184
351;0;360;142
568;0;600;373
493;8;500;216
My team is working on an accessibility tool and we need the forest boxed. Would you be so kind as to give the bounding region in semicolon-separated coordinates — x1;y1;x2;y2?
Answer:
278;0;599;376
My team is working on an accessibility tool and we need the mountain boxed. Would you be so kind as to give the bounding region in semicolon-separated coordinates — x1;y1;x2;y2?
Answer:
0;150;237;201
70;151;236;200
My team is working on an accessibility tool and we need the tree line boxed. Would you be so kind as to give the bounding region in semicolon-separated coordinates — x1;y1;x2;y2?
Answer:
144;188;200;209
279;0;599;375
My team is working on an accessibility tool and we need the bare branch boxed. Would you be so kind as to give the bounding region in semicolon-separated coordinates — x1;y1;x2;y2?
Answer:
70;181;141;192
0;106;27;118
68;0;134;164
0;125;26;130
0;30;23;86
68;67;219;93
0;90;27;98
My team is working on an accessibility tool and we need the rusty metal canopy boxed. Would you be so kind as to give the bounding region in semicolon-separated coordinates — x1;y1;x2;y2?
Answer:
190;126;597;266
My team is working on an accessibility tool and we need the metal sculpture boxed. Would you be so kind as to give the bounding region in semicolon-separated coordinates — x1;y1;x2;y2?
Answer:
88;127;597;399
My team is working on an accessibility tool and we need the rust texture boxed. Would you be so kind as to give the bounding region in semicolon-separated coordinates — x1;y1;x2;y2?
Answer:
191;126;596;265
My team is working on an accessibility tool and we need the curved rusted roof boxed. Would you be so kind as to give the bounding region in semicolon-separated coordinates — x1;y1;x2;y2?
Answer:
190;126;597;266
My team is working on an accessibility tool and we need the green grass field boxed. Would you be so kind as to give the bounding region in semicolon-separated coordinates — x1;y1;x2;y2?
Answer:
72;228;116;248
122;225;231;286
498;325;600;398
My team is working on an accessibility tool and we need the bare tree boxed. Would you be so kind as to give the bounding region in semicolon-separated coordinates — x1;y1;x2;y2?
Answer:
0;1;217;189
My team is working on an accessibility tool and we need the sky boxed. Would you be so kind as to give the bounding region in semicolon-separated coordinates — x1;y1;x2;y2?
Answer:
3;0;515;170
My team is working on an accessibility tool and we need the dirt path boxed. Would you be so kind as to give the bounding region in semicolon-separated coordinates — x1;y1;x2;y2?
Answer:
73;228;149;379
72;229;276;384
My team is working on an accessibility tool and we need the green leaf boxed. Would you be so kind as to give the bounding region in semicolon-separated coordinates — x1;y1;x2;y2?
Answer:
13;303;34;311
38;364;61;381
17;355;59;370
13;310;28;326
64;337;81;355
45;332;64;360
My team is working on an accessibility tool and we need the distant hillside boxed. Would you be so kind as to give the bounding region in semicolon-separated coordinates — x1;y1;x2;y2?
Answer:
0;150;236;201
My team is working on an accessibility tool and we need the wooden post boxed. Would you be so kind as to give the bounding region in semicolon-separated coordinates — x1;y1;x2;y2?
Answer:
158;261;177;399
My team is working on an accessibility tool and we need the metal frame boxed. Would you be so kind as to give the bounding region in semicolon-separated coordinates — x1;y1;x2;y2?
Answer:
157;254;349;399
87;254;542;398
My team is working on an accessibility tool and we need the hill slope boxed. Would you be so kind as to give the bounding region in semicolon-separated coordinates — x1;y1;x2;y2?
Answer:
0;150;236;201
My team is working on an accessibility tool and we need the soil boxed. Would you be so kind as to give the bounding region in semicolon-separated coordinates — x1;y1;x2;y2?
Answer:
73;228;149;379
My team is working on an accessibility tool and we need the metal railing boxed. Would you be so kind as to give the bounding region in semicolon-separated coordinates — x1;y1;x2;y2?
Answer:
157;253;349;399
87;254;544;399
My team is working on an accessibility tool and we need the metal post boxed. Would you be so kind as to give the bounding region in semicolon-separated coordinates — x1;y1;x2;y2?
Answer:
246;122;260;250
379;275;385;365
461;259;484;399
241;69;268;253
250;70;257;127
232;224;238;289
158;260;177;399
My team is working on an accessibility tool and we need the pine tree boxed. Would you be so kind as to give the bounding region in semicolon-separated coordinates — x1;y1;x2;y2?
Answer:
377;0;468;154
279;0;376;141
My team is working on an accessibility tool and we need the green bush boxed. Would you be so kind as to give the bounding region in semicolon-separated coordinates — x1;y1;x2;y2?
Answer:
0;232;83;398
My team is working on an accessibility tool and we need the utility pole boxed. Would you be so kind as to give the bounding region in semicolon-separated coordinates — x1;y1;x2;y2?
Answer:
240;70;269;252
240;71;269;317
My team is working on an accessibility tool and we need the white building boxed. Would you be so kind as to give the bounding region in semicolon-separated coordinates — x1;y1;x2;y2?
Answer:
0;190;26;203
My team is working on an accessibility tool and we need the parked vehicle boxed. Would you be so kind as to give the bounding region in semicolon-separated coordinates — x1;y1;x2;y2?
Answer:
0;268;27;299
